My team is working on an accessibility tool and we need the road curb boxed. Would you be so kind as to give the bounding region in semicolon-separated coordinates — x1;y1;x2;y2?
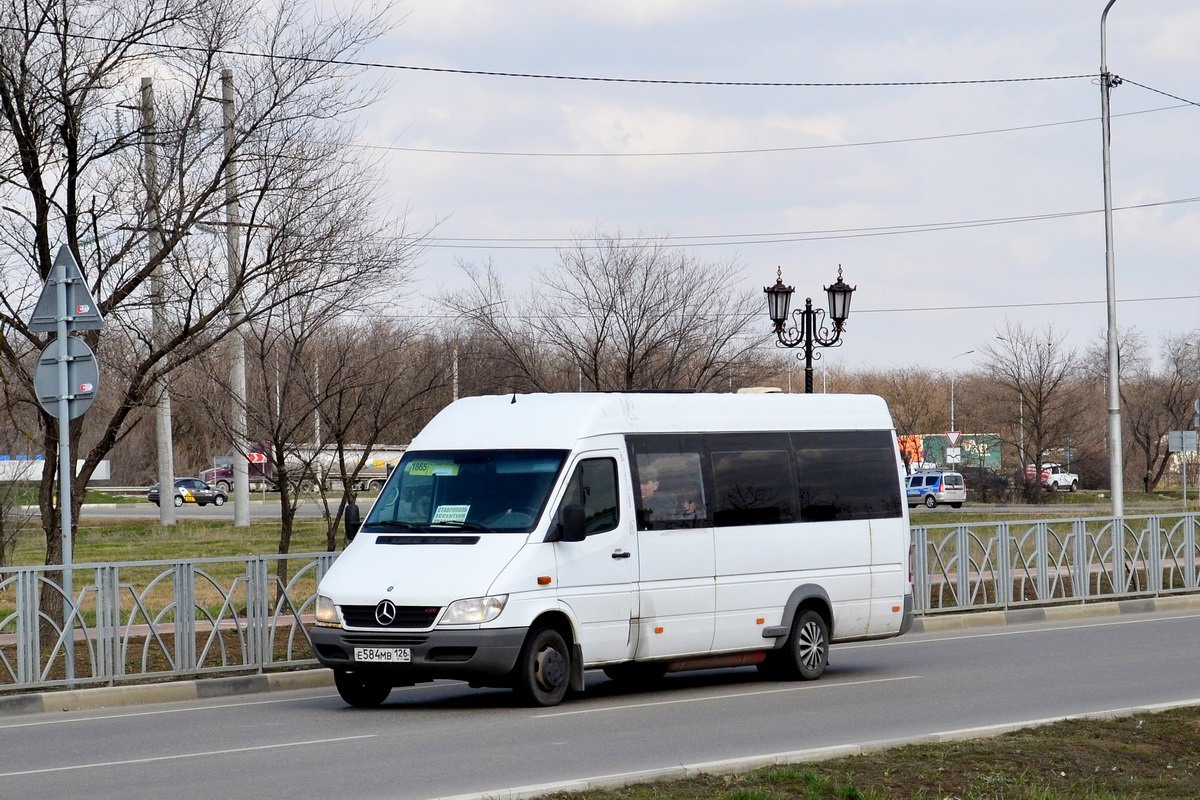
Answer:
0;669;333;718
909;593;1200;633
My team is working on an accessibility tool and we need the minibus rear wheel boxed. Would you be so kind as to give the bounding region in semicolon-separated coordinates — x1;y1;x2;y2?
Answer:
759;608;829;680
513;627;571;707
790;609;829;679
334;668;392;708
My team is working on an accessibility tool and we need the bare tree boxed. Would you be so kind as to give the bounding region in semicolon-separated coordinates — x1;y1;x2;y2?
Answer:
0;0;417;567
444;234;765;392
1087;328;1200;491
980;321;1088;500
310;320;446;550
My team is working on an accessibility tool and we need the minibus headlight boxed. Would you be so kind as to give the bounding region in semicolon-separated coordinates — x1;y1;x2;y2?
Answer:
441;595;508;625
314;594;341;627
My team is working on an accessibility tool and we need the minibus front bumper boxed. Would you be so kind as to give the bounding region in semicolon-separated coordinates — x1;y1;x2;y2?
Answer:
309;625;528;684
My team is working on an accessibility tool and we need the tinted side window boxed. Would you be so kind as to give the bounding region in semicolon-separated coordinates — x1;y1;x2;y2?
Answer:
627;435;708;531
554;458;619;536
792;431;903;521
706;432;797;527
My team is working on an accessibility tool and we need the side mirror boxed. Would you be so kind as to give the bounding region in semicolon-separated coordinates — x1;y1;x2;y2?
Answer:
559;504;587;543
345;503;361;543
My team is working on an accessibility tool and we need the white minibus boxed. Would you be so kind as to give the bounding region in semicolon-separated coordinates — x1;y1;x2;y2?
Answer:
310;392;913;707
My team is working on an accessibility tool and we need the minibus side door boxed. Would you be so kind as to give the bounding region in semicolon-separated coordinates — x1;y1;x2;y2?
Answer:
551;452;639;664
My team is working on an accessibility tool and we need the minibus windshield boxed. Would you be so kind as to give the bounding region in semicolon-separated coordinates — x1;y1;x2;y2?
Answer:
362;449;569;534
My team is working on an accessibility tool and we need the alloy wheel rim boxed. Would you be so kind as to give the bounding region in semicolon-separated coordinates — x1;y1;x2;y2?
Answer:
797;621;826;670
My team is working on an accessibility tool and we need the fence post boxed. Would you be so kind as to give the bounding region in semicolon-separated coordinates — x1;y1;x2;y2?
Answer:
1112;516;1127;597
911;527;928;613
173;563;196;672
956;525;971;609
996;523;1011;607
1186;514;1198;591
16;569;39;686
1147;515;1163;594
94;565;121;680
1072;519;1088;601
245;557;270;669
1034;522;1050;603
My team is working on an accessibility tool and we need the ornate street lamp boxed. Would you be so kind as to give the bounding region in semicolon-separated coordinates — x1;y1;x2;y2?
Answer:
765;266;856;393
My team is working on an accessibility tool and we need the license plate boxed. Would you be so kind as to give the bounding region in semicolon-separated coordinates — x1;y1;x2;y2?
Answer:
353;647;411;663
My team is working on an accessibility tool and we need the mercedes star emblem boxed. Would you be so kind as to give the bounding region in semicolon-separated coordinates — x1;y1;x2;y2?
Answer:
374;599;397;626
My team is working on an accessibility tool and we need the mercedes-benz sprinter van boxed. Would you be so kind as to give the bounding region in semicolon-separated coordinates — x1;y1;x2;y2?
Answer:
310;392;913;707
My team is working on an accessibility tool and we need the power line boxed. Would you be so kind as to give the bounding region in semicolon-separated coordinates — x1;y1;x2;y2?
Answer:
0;24;1094;88
417;195;1200;249
1123;78;1200;108
362;293;1200;322
853;293;1200;315
359;103;1191;159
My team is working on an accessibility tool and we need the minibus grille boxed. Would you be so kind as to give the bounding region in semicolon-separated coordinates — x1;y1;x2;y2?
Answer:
342;633;429;647
342;605;441;629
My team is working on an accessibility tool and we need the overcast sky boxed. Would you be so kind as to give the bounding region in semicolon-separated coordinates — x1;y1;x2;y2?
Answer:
350;1;1199;374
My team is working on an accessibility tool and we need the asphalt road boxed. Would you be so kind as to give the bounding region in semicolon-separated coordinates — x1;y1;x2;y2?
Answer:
2;609;1197;800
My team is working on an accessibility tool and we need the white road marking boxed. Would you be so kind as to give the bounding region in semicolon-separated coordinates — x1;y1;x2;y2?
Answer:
535;675;919;718
0;734;376;778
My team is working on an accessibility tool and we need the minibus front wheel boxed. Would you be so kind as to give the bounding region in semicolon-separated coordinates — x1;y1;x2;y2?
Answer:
513;627;571;707
334;668;392;708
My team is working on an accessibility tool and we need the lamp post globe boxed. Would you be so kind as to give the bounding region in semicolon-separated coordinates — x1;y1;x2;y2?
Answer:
765;266;856;394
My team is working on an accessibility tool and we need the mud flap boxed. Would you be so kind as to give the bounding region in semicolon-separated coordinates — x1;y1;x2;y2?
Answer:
569;643;585;692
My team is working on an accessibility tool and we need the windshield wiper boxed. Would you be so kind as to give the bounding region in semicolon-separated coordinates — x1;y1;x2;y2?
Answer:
430;520;493;532
361;521;422;531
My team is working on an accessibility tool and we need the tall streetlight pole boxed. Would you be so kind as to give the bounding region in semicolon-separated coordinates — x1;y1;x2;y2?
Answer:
1101;0;1125;516
949;350;975;432
764;266;856;393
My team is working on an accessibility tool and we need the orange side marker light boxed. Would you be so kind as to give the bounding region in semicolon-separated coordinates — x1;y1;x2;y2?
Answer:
537;576;552;586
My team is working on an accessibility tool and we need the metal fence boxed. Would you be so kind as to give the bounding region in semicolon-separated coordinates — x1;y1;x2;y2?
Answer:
0;553;337;693
2;512;1197;693
913;512;1200;613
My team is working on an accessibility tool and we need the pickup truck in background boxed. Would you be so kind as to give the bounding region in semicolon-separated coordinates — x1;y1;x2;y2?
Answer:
1026;462;1079;492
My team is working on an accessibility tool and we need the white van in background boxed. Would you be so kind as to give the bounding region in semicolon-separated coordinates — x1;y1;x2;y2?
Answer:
310;392;914;708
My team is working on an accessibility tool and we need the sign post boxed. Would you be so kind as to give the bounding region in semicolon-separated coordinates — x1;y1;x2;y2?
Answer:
27;245;104;680
1168;430;1199;504
945;431;962;465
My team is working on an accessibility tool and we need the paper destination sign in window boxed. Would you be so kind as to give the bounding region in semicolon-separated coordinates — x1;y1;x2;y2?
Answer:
431;504;470;524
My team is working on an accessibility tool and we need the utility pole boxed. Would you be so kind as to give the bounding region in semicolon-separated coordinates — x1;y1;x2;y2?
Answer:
1101;0;1125;516
142;77;175;526
223;68;251;527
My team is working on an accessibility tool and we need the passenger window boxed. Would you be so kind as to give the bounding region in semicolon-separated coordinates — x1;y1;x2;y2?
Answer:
792;431;903;522
707;433;797;527
553;458;619;536
629;442;708;531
